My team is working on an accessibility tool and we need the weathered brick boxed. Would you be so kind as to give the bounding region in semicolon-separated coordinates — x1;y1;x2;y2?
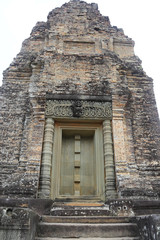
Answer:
0;0;160;200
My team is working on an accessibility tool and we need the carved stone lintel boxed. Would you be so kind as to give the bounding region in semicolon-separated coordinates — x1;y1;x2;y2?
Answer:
46;99;112;119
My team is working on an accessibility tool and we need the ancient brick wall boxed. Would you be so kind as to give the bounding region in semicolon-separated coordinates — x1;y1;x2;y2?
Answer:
0;0;160;199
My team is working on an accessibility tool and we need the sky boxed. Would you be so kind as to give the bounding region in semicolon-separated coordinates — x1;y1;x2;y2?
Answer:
0;0;159;116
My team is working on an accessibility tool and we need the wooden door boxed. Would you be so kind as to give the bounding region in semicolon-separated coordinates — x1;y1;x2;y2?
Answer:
60;130;96;197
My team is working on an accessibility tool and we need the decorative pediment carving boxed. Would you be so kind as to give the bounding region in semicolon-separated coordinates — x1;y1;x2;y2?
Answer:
45;98;112;119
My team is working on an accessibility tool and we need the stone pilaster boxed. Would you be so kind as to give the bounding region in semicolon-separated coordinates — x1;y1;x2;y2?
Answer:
38;118;54;198
103;120;117;199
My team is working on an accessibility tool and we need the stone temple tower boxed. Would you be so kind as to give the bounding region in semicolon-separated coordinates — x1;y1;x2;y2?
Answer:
0;1;160;239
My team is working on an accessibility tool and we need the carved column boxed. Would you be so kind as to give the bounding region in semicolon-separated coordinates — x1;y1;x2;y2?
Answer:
38;118;54;198
103;120;117;199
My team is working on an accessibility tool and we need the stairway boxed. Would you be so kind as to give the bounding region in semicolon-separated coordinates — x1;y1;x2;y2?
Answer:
35;206;140;240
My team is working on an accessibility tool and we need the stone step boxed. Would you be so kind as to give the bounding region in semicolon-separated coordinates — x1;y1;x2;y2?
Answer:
41;215;133;224
36;222;139;238
50;207;111;216
35;238;140;240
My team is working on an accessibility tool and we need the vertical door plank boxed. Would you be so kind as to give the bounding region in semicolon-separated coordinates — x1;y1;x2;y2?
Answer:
60;135;74;195
80;135;96;195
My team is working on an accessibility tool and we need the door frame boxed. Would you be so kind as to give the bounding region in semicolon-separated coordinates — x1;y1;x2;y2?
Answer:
51;121;105;201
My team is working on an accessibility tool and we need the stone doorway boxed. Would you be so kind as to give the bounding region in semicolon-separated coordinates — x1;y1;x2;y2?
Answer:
51;122;105;201
38;95;117;201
